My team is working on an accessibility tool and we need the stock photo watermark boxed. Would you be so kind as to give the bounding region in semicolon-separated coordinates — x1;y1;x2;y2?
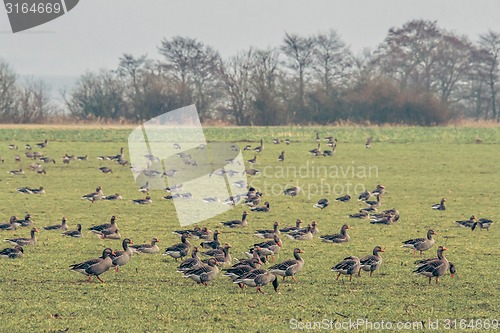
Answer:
289;318;499;331
4;0;79;33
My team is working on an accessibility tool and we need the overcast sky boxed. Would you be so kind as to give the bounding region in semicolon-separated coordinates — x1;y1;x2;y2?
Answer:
1;0;500;77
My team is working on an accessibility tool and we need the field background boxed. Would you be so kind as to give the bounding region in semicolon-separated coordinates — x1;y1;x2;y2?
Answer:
0;126;499;332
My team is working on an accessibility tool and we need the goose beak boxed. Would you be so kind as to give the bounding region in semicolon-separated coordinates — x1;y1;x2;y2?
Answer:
299;249;304;253
380;249;385;252
442;246;447;251
130;240;135;245
111;251;116;255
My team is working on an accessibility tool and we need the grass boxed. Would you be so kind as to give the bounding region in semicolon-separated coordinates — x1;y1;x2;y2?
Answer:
0;127;499;332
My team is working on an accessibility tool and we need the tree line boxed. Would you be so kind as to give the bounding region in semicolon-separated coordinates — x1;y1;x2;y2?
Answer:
1;20;499;125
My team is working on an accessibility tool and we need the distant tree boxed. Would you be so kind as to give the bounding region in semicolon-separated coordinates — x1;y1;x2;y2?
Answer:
219;49;254;125
478;30;500;120
312;30;352;93
0;60;19;122
65;70;128;120
250;48;286;125
158;36;222;121
281;33;315;121
17;78;54;123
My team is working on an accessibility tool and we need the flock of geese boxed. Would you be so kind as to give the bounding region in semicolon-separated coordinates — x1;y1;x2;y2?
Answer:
0;133;495;293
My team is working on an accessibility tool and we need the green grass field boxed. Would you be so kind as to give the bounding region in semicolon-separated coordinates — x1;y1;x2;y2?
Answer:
0;127;499;332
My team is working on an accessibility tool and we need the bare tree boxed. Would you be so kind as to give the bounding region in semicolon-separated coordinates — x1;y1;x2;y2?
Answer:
250;48;286;125
312;30;352;93
158;36;222;120
219;48;254;125
478;30;500;120
281;33;315;118
18;78;54;123
0;60;19;122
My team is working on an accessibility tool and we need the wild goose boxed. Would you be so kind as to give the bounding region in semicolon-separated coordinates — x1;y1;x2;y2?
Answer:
358;191;371;202
44;217;69;231
402;230;436;255
138;182;149;194
285;224;313;241
14;213;33;227
413;246;450;284
40;157;56;163
221;211;249;228
280;219;302;233
9;144;18;150
164;234;191;261
247;155;257;164
224;263;258;285
8;168;25;175
370;214;396;225
61;224;82;238
70;248;115;283
251;202;270;212
365;137;373;148
359;246;384;277
349;210;369;219
0;216;17;231
313;198;330;209
96;229;121;240
118;159;128;166
200;230;221;249
109;147;124;161
99;167;113;174
130;238;160;254
415;258;456;278
254;222;281;239
268;248;305;282
76;155;88;161
89;216;118;233
249;235;282;263
132;196;152;204
456;215;476;228
36;139;48;148
234;269;279;293
103;193;123;201
320;224;352;243
0;245;24;258
4;227;39;246
308;143;321;155
283;186;300;197
82;186;104;202
202;244;232;266
278;151;285;162
473;218;494;231
285;139;291;145
190;227;212;240
25;144;31;150
332;256;361;282
273;139;280;144
111;238;134;272
173;226;201;238
243;145;252;151
177;247;203;272
432;198;446;210
371;184;385;197
182;257;219;285
315;132;320;142
17;186;45;195
253;139;264;153
243;168;261;176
